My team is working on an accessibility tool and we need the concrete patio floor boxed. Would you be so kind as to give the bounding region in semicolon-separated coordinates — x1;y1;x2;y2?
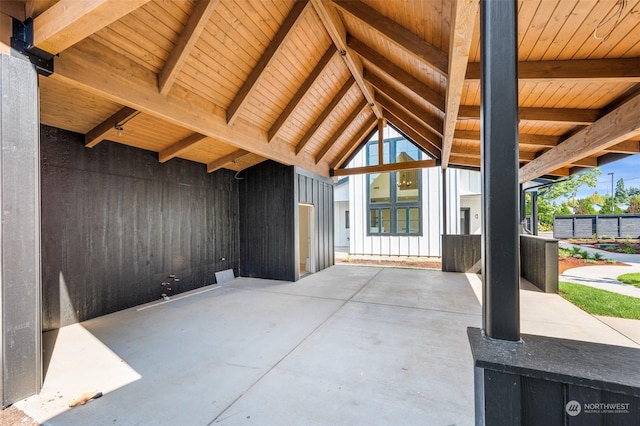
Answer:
14;265;640;425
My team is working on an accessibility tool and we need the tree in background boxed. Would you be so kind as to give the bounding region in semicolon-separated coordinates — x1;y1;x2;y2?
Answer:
628;195;640;214
615;178;629;203
532;168;602;229
629;187;640;197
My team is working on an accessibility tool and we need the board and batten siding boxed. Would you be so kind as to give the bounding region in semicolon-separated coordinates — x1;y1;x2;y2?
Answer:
239;161;334;282
347;149;472;257
295;168;335;278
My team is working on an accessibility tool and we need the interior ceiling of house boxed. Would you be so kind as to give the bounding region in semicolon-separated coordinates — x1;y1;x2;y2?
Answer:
3;0;640;181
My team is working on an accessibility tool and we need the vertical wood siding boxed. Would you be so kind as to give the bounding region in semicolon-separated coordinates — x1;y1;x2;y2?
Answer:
239;161;296;281
41;126;240;331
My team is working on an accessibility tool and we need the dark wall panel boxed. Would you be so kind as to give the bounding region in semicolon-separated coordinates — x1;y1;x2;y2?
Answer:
41;125;239;330
297;170;334;273
239;161;295;281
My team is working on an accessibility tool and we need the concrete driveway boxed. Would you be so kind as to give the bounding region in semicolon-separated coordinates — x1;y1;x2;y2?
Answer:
14;265;639;425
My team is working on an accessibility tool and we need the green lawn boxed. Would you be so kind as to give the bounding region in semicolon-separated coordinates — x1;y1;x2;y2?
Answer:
617;272;640;289
559;282;640;320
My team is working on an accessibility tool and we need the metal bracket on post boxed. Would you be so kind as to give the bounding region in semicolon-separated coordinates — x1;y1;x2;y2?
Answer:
10;18;54;76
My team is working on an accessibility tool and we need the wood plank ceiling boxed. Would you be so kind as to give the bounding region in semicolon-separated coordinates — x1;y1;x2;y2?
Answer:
3;0;640;181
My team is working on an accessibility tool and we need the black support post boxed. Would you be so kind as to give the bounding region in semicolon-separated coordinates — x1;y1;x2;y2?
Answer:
480;0;520;341
531;191;538;236
0;53;42;406
519;184;525;233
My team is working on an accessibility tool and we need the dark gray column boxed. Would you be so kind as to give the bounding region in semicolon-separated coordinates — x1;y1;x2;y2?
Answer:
480;0;520;341
519;184;525;233
0;53;41;406
531;191;538;236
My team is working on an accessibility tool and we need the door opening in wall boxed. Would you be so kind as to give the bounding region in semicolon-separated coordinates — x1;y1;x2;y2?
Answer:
298;204;315;276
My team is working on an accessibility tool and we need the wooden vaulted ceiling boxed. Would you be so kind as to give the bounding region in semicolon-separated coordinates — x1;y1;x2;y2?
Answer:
2;0;640;182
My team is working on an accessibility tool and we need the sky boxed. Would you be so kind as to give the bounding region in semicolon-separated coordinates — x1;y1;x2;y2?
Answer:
576;155;640;199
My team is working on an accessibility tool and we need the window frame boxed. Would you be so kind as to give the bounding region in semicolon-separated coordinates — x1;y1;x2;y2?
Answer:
366;137;423;236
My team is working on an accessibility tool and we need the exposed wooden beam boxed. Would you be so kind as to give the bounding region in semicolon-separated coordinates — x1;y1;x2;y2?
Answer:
452;145;536;162
0;1;25;20
568;156;598;168
442;0;479;169
333;159;437;177
315;100;368;164
33;0;151;54
453;130;560;148
348;36;445;112
466;58;640;82
379;98;442;158
54;39;329;176
333;0;448;76
158;0;218;96
603;140;640;154
376;94;442;151
448;155;479;168
226;0;309;125
207;149;250;173
269;47;336;142
311;0;383;119
520;92;640;183
158;133;208;163
330;116;377;169
295;77;355;155
365;71;443;136
458;105;599;125
383;109;441;159
548;168;570;177
84;107;139;148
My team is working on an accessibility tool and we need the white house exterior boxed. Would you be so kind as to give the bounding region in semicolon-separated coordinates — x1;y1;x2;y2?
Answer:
335;126;481;257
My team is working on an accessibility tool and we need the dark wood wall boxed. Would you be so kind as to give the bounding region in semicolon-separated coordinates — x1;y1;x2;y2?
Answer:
239;162;335;282
41;125;239;331
239;161;296;281
296;169;335;276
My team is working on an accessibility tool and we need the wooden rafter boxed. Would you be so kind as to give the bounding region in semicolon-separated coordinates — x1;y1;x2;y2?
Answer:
442;0;479;170
520;92;640;183
158;0;219;96
310;0;383;119
333;0;448;76
207;149;250;173
569;156;598;167
315;100;368;164
33;0;151;54
331;116;377;170
348;36;445;112
226;0;309;125
452;145;536;162
383;109;441;159
333;159;438;177
158;133;208;163
84;107;139;148
466;58;640;82
54;39;329;176
268;47;336;142
458;105;599;125
453;130;560;148
375;93;442;150
603;140;640;154
295;77;355;155
365;71;443;136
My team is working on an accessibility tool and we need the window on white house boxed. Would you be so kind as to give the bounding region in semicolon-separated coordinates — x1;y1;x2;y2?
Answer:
366;136;422;235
